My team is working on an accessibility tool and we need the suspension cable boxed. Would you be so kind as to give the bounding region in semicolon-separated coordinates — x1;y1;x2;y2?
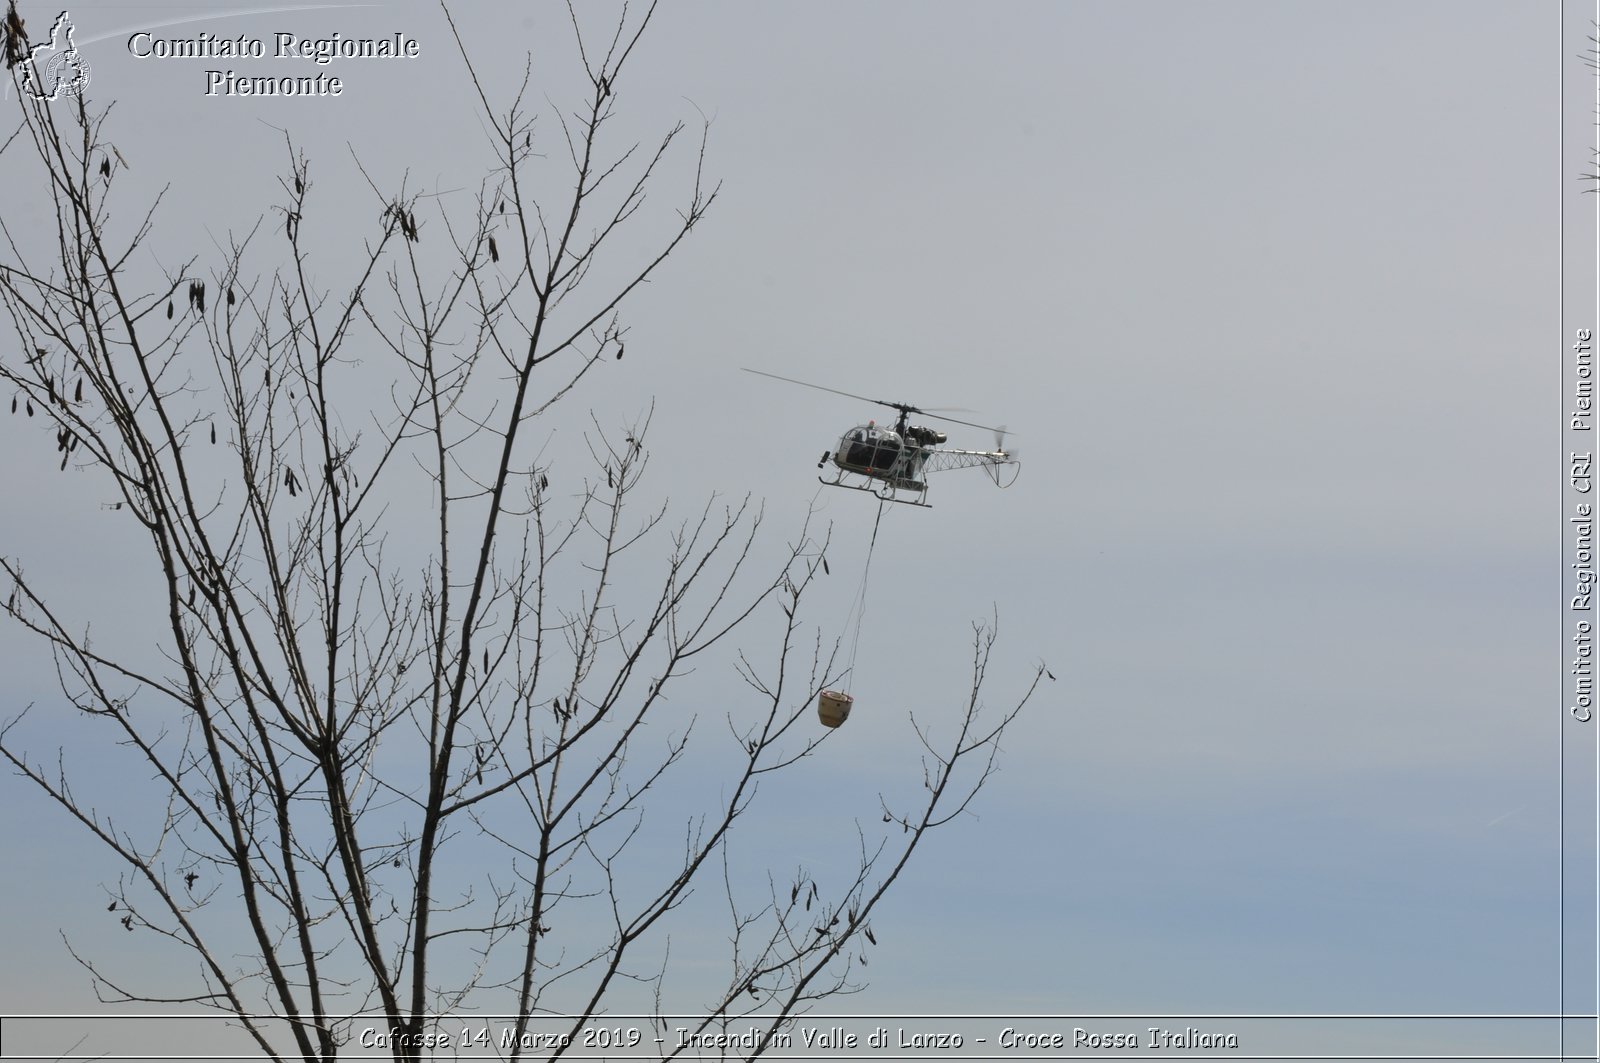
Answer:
843;496;888;684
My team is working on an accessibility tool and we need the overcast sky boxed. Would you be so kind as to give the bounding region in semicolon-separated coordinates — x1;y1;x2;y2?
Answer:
0;1;1582;1059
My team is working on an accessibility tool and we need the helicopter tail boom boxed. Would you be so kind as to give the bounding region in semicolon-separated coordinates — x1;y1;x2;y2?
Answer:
919;447;1018;477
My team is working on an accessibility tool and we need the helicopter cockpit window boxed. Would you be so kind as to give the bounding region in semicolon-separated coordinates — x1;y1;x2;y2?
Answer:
839;425;899;472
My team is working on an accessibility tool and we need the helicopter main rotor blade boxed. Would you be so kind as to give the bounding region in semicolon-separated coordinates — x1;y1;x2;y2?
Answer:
741;367;915;414
918;409;1015;436
742;366;1015;436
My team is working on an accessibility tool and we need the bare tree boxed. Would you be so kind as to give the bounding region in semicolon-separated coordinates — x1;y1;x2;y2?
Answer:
0;4;1039;1060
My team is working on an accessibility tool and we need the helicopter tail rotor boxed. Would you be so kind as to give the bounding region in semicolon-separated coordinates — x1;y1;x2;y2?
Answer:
984;426;1021;487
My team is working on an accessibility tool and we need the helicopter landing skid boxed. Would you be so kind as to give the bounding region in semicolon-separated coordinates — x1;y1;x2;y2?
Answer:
818;474;931;508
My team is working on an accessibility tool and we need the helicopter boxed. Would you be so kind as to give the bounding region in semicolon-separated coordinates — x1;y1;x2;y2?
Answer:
743;368;1020;507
